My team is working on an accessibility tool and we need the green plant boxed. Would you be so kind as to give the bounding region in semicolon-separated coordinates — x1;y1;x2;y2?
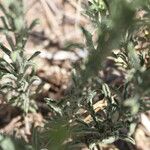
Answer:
0;0;150;150
0;0;40;114
41;0;150;149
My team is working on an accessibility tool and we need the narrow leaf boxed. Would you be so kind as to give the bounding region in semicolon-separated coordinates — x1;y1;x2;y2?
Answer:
29;19;39;30
0;16;9;30
81;26;95;52
28;51;41;61
0;43;11;56
6;34;15;50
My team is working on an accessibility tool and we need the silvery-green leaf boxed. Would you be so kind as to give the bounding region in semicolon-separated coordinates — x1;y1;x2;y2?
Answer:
23;94;29;114
101;136;118;144
102;83;111;97
2;73;17;81
0;83;14;90
46;98;62;116
0;58;14;70
0;66;11;73
119;134;135;145
87;90;96;105
28;76;41;88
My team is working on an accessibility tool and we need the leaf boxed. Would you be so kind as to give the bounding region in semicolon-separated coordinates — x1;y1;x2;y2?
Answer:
28;51;41;61
24;61;36;75
23;95;29;114
127;42;141;70
87;90;96;106
6;34;15;50
119;134;135;145
29;19;39;30
0;43;11;56
81;26;95;52
0;66;11;73
11;50;20;62
101;136;118;144
45;98;63;116
0;83;14;90
0;58;14;70
0;4;6;14
64;42;84;50
89;143;97;150
2;73;17;81
0;16;9;30
102;83;111;97
29;76;41;87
